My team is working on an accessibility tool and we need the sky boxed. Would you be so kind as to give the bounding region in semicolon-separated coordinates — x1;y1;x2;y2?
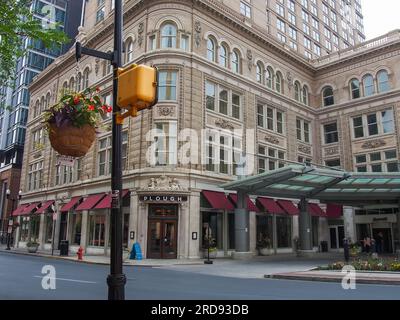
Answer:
362;0;400;40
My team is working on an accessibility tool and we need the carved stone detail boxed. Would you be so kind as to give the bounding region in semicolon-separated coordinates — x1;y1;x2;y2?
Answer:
361;139;387;149
287;72;293;89
298;144;312;155
95;58;100;76
325;146;339;156
138;22;144;47
215;119;235;130
194;21;202;47
146;175;184;191
264;135;280;145
158;106;175;117
247;49;253;71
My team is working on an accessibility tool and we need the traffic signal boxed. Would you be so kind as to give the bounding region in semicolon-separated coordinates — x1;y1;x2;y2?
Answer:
117;64;158;112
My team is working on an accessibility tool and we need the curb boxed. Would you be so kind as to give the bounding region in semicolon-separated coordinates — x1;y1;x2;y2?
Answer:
265;274;400;286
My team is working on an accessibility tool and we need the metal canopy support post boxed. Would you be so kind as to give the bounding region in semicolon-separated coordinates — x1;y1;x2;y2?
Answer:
234;189;249;253
298;197;312;252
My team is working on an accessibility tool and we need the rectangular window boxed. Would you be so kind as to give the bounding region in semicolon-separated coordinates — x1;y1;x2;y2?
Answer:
354;150;399;172
206;82;216;111
353;116;364;138
367;114;378;136
206;81;242;119
258;145;285;173
381;110;394;134
323;122;338;144
158;71;177;101
98;136;112;176
257;104;285;134
153;122;177;166
240;1;252;18
297;118;311;143
28;161;43;191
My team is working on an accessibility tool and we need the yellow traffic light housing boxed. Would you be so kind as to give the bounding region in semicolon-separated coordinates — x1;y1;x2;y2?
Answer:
116;64;158;124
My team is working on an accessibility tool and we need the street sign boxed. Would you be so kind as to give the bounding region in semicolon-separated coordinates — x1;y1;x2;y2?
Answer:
57;155;75;167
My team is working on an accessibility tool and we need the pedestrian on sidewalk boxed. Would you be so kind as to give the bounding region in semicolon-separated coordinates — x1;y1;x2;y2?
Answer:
376;232;384;254
363;236;371;254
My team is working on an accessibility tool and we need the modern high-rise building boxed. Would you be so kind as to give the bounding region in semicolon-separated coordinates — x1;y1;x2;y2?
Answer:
0;0;82;238
234;0;365;59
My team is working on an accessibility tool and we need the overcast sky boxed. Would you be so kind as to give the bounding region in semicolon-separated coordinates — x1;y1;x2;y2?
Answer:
363;0;400;39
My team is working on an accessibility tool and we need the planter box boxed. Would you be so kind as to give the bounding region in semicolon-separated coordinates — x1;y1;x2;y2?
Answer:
203;249;217;259
27;246;39;253
259;248;273;256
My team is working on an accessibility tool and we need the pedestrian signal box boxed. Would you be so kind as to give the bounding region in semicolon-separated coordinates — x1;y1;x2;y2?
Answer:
117;64;158;111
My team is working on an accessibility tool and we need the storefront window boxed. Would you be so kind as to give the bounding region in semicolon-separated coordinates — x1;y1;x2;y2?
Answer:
312;216;319;247
71;213;82;245
202;212;223;250
29;216;40;242
45;214;53;244
228;213;235;250
256;215;273;248
276;216;292;248
20;217;29;242
89;213;106;247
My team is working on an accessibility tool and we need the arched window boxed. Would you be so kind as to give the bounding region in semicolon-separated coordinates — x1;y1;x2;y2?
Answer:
45;93;51;109
62;81;68;94
76;73;82;92
363;74;375;96
69;77;75;92
377;70;389;93
302;85;309;105
40;96;45;113
231;50;240;73
275;71;283;93
82;68;90;90
161;23;177;48
266;67;274;89
294;81;301;101
322;86;334;106
219;44;228;68
256;62;264;84
34;100;40;118
350;79;360;99
125;38;134;63
207;37;216;62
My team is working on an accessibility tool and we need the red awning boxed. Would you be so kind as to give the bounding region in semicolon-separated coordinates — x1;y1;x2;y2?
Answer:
20;203;40;215
228;194;260;212
75;194;106;211
202;191;234;211
60;197;82;212
12;204;30;216
94;190;130;210
256;197;286;215
308;203;327;217
36;200;55;214
276;200;300;215
326;203;343;218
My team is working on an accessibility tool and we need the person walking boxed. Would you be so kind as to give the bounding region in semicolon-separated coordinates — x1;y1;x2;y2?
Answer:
376;232;384;254
363;236;371;254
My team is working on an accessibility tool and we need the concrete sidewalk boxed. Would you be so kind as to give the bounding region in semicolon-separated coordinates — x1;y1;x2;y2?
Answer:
266;270;400;285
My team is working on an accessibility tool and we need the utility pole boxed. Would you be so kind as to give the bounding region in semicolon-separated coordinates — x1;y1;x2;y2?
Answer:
75;0;126;300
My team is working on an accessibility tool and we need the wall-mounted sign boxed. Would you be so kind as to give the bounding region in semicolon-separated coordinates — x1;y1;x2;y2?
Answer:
140;195;188;203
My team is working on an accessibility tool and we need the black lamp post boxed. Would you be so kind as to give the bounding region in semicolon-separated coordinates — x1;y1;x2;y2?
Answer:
6;189;22;250
75;0;126;300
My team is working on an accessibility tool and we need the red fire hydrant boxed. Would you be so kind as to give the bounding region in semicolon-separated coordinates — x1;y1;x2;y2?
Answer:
77;246;84;261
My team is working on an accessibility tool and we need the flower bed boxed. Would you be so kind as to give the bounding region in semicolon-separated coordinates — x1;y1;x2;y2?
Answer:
321;258;400;272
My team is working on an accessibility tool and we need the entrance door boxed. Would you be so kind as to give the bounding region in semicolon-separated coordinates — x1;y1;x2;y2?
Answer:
329;226;345;249
373;228;392;253
147;220;177;259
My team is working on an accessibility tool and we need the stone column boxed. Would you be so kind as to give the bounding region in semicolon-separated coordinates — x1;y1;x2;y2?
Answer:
249;211;257;254
298;198;313;253
223;210;228;256
343;206;356;242
80;210;89;250
14;217;21;248
38;214;46;249
188;191;200;259
128;191;139;251
138;203;147;258
53;211;62;249
272;214;278;254
178;202;188;259
233;190;252;259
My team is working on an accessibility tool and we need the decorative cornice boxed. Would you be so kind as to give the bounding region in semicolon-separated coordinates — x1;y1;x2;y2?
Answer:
361;139;387;149
264;135;280;145
324;146;339;156
215;119;235;130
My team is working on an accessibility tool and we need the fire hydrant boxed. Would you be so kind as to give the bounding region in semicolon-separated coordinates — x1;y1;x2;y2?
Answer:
77;247;84;261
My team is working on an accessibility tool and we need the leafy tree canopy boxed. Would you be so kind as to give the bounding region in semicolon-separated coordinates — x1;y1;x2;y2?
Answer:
0;0;69;88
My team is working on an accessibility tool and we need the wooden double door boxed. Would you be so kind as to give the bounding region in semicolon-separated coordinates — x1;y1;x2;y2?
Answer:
147;205;178;259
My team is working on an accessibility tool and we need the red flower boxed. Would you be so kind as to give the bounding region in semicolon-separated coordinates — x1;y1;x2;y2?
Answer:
107;106;112;113
101;105;108;111
73;96;80;105
88;105;95;111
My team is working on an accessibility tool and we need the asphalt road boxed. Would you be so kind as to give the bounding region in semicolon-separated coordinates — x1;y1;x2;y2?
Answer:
0;252;399;300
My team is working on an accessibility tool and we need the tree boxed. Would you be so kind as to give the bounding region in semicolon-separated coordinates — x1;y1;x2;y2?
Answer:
0;0;69;88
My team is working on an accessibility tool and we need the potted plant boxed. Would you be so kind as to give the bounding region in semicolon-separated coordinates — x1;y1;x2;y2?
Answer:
43;87;112;157
26;241;39;253
203;236;218;259
257;234;273;256
350;242;361;257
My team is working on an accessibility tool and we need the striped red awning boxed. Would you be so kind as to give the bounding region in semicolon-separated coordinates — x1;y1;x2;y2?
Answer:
256;197;286;215
75;194;106;211
12;204;30;216
202;191;234;211
60;197;82;212
94;190;130;209
326;203;343;218
36;200;55;214
228;194;260;212
308;203;327;217
276;200;300;215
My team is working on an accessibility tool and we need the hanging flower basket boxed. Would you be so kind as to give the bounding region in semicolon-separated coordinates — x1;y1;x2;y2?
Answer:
44;87;112;157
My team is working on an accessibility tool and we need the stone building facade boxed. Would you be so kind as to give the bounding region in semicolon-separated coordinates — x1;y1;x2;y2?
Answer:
12;0;400;258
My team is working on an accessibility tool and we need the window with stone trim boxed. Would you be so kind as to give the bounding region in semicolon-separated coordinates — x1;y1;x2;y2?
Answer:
351;109;394;139
205;81;242;120
257;104;284;134
296;118;311;143
355;149;399;173
258;145;285;173
323;122;338;144
28;161;43;191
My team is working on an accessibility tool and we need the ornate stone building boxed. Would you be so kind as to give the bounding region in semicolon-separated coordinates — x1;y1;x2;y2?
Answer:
13;0;400;258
